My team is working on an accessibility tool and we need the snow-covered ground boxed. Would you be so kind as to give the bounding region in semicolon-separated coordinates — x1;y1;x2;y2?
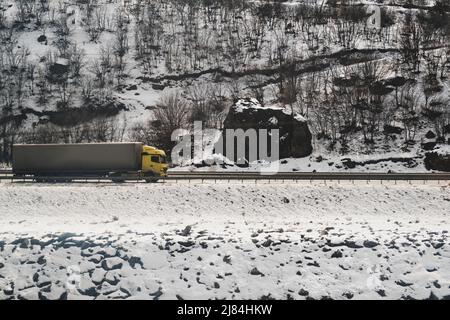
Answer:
0;180;449;300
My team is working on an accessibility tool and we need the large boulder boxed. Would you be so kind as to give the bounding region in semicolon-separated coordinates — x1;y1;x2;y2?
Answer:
424;152;450;172
222;98;312;163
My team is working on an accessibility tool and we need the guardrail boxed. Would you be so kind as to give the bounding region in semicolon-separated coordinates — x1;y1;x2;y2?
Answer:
168;172;450;180
0;171;450;182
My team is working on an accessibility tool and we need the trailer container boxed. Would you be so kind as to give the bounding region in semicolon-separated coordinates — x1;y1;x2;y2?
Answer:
12;143;167;179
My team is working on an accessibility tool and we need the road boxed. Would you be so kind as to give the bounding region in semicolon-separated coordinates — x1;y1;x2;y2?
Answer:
1;170;450;182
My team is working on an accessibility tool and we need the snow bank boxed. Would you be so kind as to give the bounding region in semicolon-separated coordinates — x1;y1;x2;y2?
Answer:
0;181;449;300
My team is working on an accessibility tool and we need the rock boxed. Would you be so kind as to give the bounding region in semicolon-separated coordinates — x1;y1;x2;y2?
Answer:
141;252;167;270
424;152;450;172
427;291;439;300
222;98;313;163
425;266;438;272
128;256;144;269
249;267;265;276
282;197;290;204
384;76;408;88
432;242;445;249
37;35;47;43
37;256;46;265
444;124;450;134
261;239;273;247
395;280;413;287
126;84;138;91
298;289;309;296
178;240;195;247
149;287;163;300
38;286;64;300
78;286;99;298
331;250;343;258
91;268;106;285
49;59;70;78
152;83;165;90
101;257;123;271
104;271;121;285
363;240;379;248
432;280;441;289
88;254;103;264
341;158;356;169
383;125;403;135
344;240;363;249
342;291;354;299
425;130;436;139
17;287;40;300
307;261;320;267
179;225;192;237
422;142;436;151
376;289;386;297
223;255;232;264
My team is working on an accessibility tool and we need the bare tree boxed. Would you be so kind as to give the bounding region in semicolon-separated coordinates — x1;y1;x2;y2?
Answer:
147;92;190;152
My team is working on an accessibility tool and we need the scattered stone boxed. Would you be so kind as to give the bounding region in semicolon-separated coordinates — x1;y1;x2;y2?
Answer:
101;257;123;271
37;256;46;265
250;267;264;277
345;241;363;249
342;291;354;299
376;289;386;297
223;255;231;265
425;130;436;139
432;242;444;249
37;35;47;43
363;240;379;248
298;289;309;296
128;256;144;269
178;241;195;247
261;239;273;247
331;250;343;258
179;225;192;237
395;280;413;287
149;287;163;300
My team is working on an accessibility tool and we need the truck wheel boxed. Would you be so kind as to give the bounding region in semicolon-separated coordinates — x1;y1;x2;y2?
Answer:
110;173;125;183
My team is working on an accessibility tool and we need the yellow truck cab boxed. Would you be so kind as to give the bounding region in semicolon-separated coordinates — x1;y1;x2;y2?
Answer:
12;142;168;183
142;145;168;178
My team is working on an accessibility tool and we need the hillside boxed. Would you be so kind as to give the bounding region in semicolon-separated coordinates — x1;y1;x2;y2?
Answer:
0;181;449;299
0;0;449;171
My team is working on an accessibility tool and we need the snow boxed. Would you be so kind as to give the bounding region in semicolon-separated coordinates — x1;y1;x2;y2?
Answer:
233;98;307;122
0;180;449;300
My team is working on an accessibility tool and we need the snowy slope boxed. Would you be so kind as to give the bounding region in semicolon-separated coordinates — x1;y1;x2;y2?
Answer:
0;181;449;300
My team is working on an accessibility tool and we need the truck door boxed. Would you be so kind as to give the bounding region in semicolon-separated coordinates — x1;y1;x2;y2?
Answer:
142;153;160;174
142;153;153;173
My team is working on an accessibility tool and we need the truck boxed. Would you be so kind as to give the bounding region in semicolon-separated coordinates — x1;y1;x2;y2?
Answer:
12;142;168;182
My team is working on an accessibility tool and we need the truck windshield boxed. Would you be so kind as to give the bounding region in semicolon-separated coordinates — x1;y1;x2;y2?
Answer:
160;156;167;164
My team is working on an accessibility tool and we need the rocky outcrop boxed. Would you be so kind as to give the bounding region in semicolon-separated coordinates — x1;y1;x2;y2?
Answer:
424;152;450;172
222;98;312;164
